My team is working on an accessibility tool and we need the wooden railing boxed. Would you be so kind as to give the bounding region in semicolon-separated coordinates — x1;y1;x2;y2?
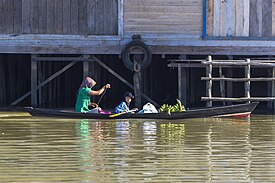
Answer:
202;55;275;107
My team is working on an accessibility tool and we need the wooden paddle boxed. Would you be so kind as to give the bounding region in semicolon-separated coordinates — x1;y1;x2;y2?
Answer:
97;88;108;106
109;109;138;118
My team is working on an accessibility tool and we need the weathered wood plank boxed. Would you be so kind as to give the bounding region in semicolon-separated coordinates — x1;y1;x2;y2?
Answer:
0;0;6;33
250;0;263;37
78;0;87;35
62;0;70;34
5;0;14;33
226;0;234;36
55;0;63;33
87;0;96;34
257;0;263;36
236;0;250;36
220;0;227;36
70;0;79;34
95;0;104;34
206;0;213;36
124;12;202;19
124;0;202;36
125;5;202;13
272;0;275;36
124;24;201;32
47;0;55;33
31;0;39;33
213;0;220;36
118;0;123;37
249;0;258;36
22;0;31;33
262;0;272;37
126;0;201;6
13;0;22;34
38;0;47;34
108;0;118;35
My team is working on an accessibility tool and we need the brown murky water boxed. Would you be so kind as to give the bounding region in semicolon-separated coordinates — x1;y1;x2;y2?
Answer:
1;112;275;182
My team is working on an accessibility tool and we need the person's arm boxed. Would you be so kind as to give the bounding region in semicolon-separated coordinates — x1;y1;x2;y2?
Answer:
115;102;129;113
88;84;110;96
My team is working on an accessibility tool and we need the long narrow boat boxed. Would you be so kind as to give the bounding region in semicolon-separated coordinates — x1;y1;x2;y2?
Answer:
25;102;258;120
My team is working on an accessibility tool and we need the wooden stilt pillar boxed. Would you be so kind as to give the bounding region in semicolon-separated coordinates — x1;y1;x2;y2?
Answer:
134;71;142;109
31;55;38;107
83;55;90;78
133;55;143;109
219;66;225;105
245;59;251;103
206;55;212;107
178;55;188;106
178;65;188;107
272;68;275;110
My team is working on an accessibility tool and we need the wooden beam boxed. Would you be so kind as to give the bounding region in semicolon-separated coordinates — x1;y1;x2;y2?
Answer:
90;55;159;107
202;97;275;102
10;61;77;106
32;57;94;62
201;77;275;82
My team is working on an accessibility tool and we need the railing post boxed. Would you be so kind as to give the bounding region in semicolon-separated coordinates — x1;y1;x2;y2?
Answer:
206;55;212;107
245;59;251;103
272;67;275;109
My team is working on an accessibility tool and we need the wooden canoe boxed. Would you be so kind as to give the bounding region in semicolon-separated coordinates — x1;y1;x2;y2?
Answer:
25;102;258;120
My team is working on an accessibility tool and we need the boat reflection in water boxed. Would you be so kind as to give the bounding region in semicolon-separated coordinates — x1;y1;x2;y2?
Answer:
3;113;275;182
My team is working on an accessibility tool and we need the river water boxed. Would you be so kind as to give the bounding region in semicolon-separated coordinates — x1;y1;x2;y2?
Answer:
0;112;275;182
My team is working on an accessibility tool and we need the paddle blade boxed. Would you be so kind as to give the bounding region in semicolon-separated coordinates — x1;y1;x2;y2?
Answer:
109;109;137;118
109;112;125;118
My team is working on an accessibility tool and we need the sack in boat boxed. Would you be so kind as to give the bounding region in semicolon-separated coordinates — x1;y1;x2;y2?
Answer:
139;103;159;114
99;109;112;114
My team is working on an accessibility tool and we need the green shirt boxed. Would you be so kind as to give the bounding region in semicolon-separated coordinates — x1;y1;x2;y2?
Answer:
75;87;92;113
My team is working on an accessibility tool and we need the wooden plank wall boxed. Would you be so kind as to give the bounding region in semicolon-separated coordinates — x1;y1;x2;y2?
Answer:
210;0;275;37
124;0;203;37
0;0;118;35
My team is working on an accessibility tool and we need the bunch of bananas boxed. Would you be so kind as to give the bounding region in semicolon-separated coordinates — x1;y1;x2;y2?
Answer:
159;99;186;115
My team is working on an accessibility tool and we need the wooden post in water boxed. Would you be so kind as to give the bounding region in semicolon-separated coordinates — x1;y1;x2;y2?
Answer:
219;66;225;105
206;55;212;107
271;67;275;109
83;55;91;78
31;55;38;107
133;56;142;109
245;58;251;103
226;56;233;105
178;55;188;106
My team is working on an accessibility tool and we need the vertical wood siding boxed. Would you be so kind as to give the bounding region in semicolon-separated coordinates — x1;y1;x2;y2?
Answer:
124;0;203;37
0;0;118;35
210;0;275;38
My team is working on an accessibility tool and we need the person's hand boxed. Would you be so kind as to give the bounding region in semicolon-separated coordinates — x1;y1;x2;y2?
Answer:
104;84;111;89
132;108;138;111
89;102;98;108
